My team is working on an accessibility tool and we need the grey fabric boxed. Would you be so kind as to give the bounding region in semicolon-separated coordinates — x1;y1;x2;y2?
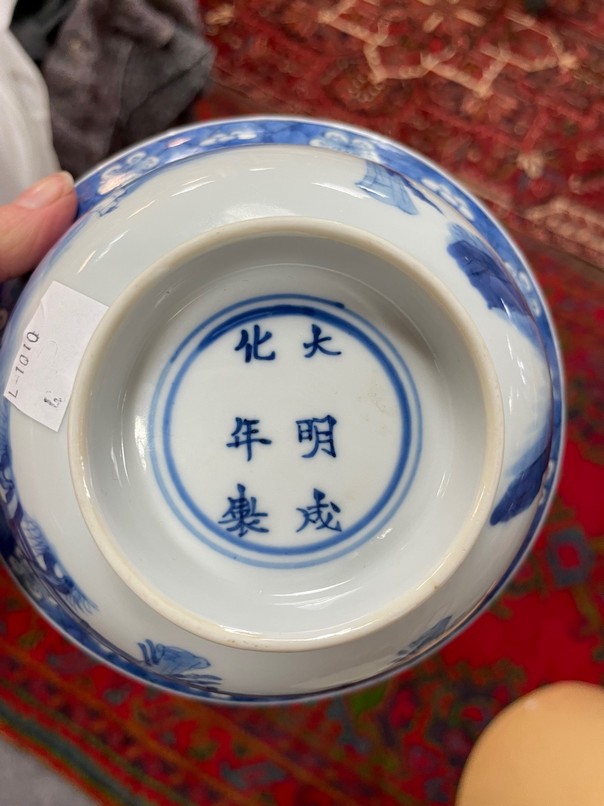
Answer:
11;0;75;65
43;0;214;177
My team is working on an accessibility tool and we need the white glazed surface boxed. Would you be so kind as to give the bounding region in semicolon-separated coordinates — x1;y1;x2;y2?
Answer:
68;219;503;649
0;124;560;702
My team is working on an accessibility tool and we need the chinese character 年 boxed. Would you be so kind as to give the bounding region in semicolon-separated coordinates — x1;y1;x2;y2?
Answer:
227;417;272;461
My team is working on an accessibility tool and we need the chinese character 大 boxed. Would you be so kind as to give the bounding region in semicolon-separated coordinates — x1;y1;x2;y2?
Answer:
303;324;342;358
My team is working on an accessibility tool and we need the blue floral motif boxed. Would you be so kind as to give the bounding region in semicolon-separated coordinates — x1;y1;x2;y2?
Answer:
138;639;222;690
356;162;418;214
395;616;453;662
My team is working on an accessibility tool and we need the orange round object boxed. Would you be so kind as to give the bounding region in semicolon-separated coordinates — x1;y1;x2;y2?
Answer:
456;682;604;806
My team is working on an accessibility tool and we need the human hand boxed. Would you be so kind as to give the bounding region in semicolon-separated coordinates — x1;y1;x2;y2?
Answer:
0;172;77;282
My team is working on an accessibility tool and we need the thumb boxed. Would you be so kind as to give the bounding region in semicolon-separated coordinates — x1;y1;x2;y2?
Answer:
0;172;77;282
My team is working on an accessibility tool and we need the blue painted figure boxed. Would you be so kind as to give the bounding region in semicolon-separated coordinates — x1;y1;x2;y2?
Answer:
297;488;342;533
303;323;342;358
218;483;269;538
234;324;275;362
227;417;272;461
138;639;222;688
296;415;337;458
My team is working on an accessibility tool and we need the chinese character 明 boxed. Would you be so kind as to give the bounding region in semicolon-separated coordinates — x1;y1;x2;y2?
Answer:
227;417;272;461
296;488;342;533
296;414;337;458
303;323;342;358
235;324;275;363
219;483;269;538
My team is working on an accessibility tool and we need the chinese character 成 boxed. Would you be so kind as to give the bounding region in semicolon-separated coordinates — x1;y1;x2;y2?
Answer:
234;324;276;363
303;323;341;358
219;483;269;537
296;414;337;458
227;417;272;461
297;488;342;533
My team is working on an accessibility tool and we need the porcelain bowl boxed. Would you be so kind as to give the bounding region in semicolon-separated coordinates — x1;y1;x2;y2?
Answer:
0;117;563;703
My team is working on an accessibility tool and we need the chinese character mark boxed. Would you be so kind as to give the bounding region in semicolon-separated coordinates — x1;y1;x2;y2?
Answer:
235;324;275;363
303;323;342;358
227;417;272;461
297;488;342;533
219;483;269;538
296;415;337;458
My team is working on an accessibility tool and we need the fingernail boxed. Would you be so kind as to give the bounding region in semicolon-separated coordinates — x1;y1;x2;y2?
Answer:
15;171;74;210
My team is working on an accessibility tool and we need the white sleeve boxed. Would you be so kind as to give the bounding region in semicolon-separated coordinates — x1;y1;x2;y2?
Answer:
0;0;59;204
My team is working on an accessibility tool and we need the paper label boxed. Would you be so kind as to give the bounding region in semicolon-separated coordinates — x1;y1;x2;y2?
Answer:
4;282;108;431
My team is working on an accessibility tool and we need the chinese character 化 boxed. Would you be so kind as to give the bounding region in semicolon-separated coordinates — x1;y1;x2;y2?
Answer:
297;488;342;533
227;417;272;461
235;324;275;363
219;483;269;538
303;323;342;358
296;415;337;458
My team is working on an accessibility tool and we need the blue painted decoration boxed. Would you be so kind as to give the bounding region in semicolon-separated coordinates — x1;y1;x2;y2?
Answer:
447;223;553;521
0;117;563;701
447;224;536;336
138;639;222;689
303;323;341;358
490;443;550;525
396;615;453;662
219;483;269;538
296;489;342;533
226;417;272;462
234;324;275;363
296;414;337;459
356;161;418;214
0;404;96;616
150;294;421;568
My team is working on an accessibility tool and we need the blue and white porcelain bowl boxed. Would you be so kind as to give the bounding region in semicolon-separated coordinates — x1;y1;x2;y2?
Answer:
0;117;563;703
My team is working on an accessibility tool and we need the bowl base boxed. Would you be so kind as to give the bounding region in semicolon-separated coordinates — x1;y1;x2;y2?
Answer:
69;219;501;647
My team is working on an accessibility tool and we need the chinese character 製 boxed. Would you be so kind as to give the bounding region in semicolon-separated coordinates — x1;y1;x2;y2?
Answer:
219;483;269;537
296;488;342;533
227;417;272;461
234;324;275;363
303;323;342;358
296;415;337;458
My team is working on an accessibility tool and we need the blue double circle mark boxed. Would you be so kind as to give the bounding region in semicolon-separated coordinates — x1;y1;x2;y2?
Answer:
150;295;422;564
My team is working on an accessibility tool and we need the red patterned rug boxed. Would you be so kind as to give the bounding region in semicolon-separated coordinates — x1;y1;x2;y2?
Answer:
0;236;602;805
1;2;603;804
199;0;604;271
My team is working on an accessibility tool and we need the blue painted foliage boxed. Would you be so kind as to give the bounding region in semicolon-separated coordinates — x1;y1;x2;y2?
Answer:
490;445;550;525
